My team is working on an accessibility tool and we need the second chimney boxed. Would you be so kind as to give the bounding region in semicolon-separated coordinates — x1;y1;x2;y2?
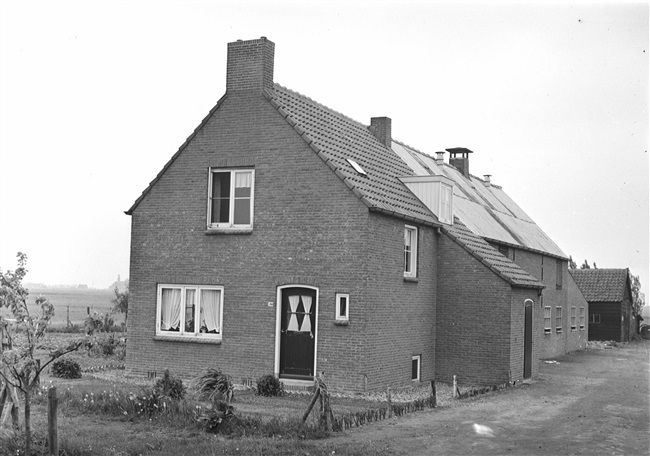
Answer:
226;37;275;93
370;117;392;147
446;147;473;178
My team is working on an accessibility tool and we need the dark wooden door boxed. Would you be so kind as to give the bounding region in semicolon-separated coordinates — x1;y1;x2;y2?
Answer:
279;287;316;380
524;300;533;379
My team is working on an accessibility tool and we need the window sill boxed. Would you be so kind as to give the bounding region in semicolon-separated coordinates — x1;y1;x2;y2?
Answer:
205;227;253;235
333;320;349;326
153;335;222;345
544;330;551;335
403;276;418;283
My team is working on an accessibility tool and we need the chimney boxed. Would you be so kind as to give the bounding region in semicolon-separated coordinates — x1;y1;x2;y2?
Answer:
226;37;275;93
446;147;473;178
369;117;392;147
435;152;445;165
483;175;491;186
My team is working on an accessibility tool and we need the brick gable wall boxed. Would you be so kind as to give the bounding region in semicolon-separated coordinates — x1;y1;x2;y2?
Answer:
127;92;376;390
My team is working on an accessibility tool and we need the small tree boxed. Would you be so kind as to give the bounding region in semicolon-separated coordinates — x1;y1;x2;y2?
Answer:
111;282;129;331
580;259;591;269
568;256;577;270
630;273;646;317
0;253;84;454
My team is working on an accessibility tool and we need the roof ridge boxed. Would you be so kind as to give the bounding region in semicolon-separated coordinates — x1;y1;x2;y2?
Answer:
272;82;370;130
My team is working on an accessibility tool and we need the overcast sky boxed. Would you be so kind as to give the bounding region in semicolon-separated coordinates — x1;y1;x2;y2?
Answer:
0;1;647;301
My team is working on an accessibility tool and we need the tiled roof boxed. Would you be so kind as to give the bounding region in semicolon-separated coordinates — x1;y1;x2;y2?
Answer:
444;218;545;289
570;269;630;302
265;85;439;226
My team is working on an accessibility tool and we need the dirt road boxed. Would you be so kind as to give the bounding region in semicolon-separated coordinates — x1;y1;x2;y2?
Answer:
325;340;650;455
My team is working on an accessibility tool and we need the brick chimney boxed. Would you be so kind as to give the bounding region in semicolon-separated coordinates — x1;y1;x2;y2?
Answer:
226;37;275;93
369;117;392;147
446;147;473;178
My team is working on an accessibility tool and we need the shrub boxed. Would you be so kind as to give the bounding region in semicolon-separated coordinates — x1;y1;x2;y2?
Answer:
154;370;186;401
196;401;235;432
51;358;82;379
256;374;284;397
195;368;234;403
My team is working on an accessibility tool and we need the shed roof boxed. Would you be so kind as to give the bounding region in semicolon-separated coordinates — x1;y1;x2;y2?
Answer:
570;269;630;302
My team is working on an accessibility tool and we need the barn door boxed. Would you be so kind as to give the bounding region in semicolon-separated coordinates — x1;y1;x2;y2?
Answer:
524;299;533;379
279;287;317;380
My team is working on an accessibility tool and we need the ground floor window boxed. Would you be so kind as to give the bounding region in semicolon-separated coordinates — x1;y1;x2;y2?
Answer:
590;313;600;324
556;307;563;333
544;306;552;334
156;284;223;340
570;306;577;331
579;307;585;329
412;355;421;381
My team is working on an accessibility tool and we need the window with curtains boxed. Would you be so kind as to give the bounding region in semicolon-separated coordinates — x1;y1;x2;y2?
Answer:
404;225;418;278
208;169;254;229
156;284;223;340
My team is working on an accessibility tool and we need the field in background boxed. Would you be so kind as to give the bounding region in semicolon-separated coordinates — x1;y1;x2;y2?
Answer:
0;287;124;326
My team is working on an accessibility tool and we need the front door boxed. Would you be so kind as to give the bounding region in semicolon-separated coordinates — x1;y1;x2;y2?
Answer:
524;299;533;379
279;287;317;380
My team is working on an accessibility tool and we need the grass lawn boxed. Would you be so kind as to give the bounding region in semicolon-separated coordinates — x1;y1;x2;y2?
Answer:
0;331;447;455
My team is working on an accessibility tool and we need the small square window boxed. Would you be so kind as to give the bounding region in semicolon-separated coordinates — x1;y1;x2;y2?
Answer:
412;355;421;382
590;313;601;324
335;293;349;321
404;225;418;278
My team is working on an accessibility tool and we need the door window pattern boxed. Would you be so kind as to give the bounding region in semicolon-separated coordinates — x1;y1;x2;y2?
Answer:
285;294;313;335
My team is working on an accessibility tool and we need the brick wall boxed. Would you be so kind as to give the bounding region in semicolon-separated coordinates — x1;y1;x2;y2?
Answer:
127;91;374;391
361;213;438;392
566;271;588;351
513;250;581;358
436;234;513;386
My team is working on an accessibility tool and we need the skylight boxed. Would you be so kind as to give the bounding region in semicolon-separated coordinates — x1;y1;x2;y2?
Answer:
346;158;367;176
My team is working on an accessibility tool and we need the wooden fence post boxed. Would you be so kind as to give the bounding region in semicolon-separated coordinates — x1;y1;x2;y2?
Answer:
430;380;437;407
387;387;392;418
452;375;458;398
48;387;58;456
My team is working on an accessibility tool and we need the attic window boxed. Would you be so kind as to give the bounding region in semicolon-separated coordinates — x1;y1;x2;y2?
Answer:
346;159;367;176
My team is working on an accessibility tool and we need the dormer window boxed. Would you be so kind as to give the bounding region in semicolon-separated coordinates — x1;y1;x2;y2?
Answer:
399;175;454;225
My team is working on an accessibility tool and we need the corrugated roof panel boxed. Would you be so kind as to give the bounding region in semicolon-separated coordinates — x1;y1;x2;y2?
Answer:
487;186;534;223
491;212;567;258
454;197;520;245
392;142;429;175
469;177;512;214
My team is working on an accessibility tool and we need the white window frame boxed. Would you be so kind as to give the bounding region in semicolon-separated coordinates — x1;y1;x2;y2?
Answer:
404;225;418;278
579;307;585;330
335;293;349;321
556;306;563;333
439;183;453;224
412;355;421;382
570;306;577;331
544;306;552;334
156;284;224;341
207;168;254;230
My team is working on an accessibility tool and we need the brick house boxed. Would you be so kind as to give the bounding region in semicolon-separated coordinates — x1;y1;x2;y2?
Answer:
125;37;582;392
571;268;635;342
